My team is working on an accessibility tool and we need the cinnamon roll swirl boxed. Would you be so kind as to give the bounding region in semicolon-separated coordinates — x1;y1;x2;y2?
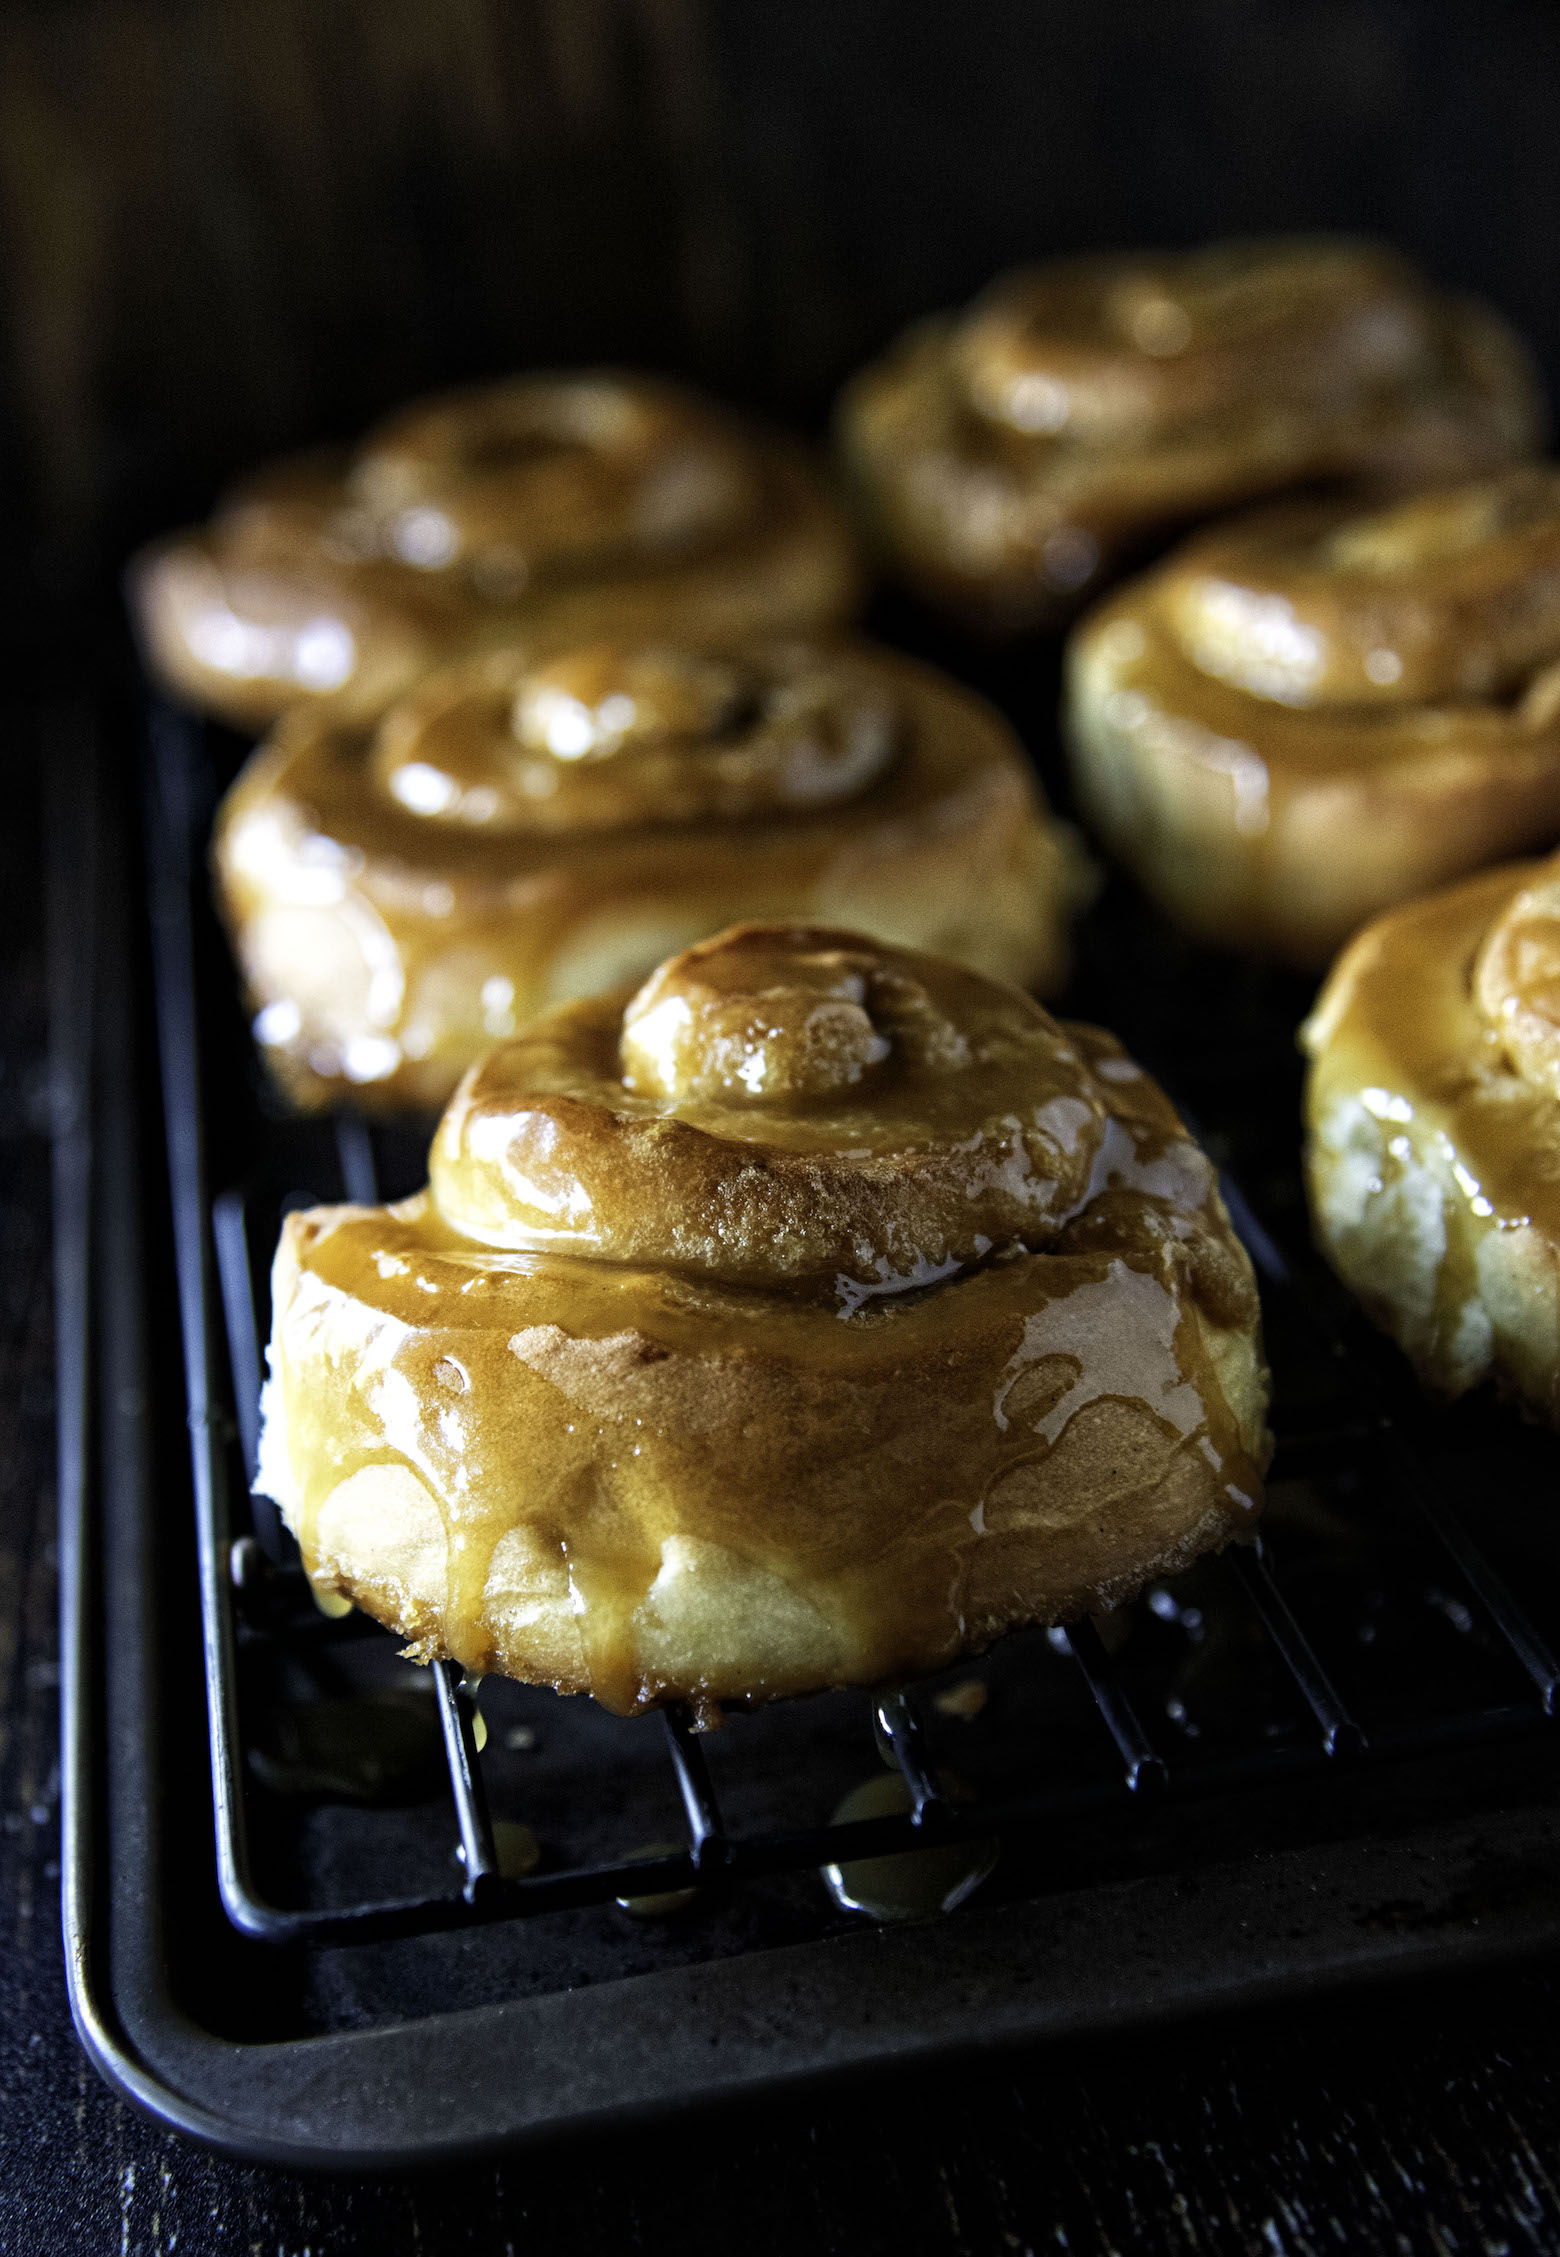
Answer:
1305;852;1560;1423
1067;467;1560;963
258;925;1270;1711
839;238;1541;635
131;374;861;728
216;634;1086;1113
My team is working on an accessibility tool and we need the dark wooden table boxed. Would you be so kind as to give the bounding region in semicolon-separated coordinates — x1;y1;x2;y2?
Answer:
8;770;1560;2255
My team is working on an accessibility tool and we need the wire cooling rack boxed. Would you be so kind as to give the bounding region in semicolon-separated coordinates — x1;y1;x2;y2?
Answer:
143;695;1560;1968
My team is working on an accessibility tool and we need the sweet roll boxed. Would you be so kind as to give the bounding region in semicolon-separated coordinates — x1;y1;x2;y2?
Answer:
215;634;1087;1113
1067;468;1560;963
1305;852;1560;1423
259;924;1272;1711
131;373;862;727
839;238;1541;635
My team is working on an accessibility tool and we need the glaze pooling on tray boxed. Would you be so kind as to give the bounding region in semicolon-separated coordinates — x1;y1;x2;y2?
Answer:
1305;854;1560;1421
258;926;1270;1714
216;637;1088;1114
130;372;862;727
1067;469;1560;965
838;236;1542;635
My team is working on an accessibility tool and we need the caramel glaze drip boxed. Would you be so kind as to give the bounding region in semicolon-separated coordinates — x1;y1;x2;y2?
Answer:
216;635;1079;1114
129;372;862;726
265;926;1270;1714
1067;469;1560;966
838;236;1541;634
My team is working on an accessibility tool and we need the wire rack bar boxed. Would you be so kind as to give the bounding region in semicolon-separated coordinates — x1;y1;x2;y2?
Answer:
1060;1619;1169;1793
1391;1451;1560;1716
434;1660;501;1898
661;1708;731;1870
1226;1542;1365;1756
333;1110;379;1205
875;1692;947;1822
148;699;1560;1961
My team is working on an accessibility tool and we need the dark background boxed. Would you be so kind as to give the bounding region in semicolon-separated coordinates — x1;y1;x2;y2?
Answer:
4;0;1560;628
9;1;1560;2247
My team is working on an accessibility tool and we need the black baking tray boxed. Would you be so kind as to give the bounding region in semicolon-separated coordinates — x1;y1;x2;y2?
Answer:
53;628;1560;2170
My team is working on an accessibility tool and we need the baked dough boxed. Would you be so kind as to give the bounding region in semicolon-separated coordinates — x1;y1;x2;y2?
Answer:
1067;469;1560;964
258;924;1271;1711
838;237;1541;635
1304;854;1560;1421
130;373;862;728
215;634;1089;1113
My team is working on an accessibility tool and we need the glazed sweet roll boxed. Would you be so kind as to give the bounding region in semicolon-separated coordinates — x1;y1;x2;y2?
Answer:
131;373;861;727
1305;853;1560;1423
258;925;1271;1711
215;634;1088;1113
1067;468;1560;963
839;237;1541;635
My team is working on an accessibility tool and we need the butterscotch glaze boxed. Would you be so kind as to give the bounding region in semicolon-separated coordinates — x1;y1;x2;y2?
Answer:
1067;473;1560;965
433;927;1113;1288
950;241;1454;448
130;373;862;728
216;635;1087;1114
1473;866;1560;1100
838;237;1542;635
1163;470;1560;707
370;641;900;833
1304;857;1560;1418
260;927;1270;1713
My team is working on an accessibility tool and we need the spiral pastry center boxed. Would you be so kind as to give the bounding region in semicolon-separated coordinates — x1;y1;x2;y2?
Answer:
333;377;758;592
1474;868;1560;1099
619;933;977;1106
431;925;1113;1291
513;646;750;763
372;640;902;833
954;240;1433;444
1155;468;1560;708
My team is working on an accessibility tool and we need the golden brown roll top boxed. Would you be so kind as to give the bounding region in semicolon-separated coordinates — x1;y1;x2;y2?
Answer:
432;925;1112;1288
131;373;862;727
1472;861;1560;1097
217;634;1088;1113
1304;852;1560;1421
1161;467;1560;707
262;926;1271;1710
839;237;1542;635
372;639;900;832
1067;469;1560;964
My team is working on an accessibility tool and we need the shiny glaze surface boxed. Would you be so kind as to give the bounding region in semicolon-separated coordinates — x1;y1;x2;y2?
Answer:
838;237;1541;635
1474;863;1560;1100
217;637;1084;1112
1303;858;1560;1417
1162;472;1560;707
1066;476;1560;965
130;372;862;726
264;929;1269;1711
370;640;901;832
435;926;1120;1286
